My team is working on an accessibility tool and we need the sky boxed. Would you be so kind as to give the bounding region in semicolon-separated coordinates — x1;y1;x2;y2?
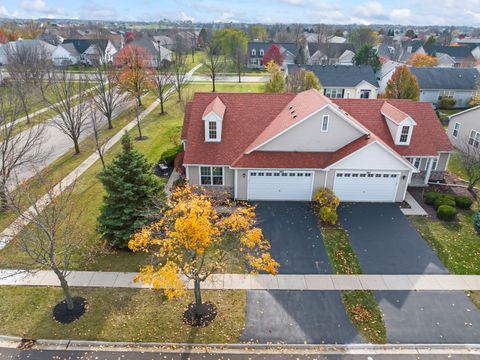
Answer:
1;0;480;26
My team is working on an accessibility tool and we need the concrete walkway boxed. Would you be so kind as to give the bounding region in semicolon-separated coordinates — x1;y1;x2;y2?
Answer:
1;270;480;290
400;192;428;216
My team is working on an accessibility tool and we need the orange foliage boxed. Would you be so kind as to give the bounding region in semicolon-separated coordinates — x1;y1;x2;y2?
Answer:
407;53;438;67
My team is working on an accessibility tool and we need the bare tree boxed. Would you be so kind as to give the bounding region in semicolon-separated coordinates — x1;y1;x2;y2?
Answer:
171;37;190;102
5;42;53;124
151;44;174;115
457;137;480;194
203;42;224;92
43;70;90;155
7;175;83;312
88;102;107;169
0;92;45;209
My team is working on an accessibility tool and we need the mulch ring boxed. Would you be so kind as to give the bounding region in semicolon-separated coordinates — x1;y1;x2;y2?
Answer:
53;296;89;324
183;301;218;327
18;339;36;350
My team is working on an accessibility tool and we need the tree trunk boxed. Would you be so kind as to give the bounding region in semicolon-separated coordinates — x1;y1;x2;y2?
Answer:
193;276;204;317
238;69;241;83
98;150;105;169
137;94;142;107
106;114;113;129
136;113;143;139
0;186;8;211
73;138;81;155
160;99;165;114
212;77;216;92
53;268;74;311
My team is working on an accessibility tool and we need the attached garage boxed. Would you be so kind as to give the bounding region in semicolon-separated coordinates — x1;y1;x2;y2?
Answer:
333;171;400;202
247;170;314;201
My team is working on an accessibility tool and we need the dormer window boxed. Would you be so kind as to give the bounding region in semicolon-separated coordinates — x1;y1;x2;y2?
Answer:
321;115;329;132
251;49;256;56
259;49;264;56
208;121;218;140
399;126;410;143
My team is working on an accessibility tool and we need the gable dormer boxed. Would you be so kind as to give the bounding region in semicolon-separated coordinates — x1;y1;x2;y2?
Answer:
381;102;417;146
203;97;226;142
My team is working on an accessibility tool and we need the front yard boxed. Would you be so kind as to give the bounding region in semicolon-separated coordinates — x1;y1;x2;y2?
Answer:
0;286;245;343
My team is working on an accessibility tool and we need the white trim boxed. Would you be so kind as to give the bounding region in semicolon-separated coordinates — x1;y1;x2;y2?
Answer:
246;103;369;154
449;105;480;119
324;170;328;188
185;166;190;181
198;165;225;186
452;122;461;137
402;171;412;201
324;140;418;172
234;169;238;198
321;114;329;132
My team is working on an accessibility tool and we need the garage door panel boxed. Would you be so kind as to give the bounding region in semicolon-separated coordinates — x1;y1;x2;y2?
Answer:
333;171;399;202
248;171;313;201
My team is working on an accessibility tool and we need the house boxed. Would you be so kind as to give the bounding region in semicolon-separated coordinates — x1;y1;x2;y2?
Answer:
286;64;379;99
410;67;480;108
52;39;117;66
152;35;175;50
447;106;480;149
247;42;300;69
398;39;425;63
307;43;355;65
181;89;452;202
128;37;172;67
0;39;56;65
424;45;476;67
377;60;403;93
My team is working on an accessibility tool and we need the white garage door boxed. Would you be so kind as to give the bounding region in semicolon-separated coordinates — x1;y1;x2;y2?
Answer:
247;170;314;201
333;171;400;202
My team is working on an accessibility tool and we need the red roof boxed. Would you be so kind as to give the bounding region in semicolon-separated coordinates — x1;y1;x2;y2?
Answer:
381;101;410;124
203;96;226;119
182;92;453;168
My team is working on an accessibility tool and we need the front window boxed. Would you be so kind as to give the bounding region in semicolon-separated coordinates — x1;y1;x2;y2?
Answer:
431;157;438;170
468;130;480;148
453;122;460;137
208;121;217;140
399;126;410;143
406;157;421;169
321;115;329;132
324;88;344;99
438;90;455;100
200;166;223;186
360;89;371;99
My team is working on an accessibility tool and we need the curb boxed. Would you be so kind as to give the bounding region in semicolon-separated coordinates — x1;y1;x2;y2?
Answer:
1;335;479;354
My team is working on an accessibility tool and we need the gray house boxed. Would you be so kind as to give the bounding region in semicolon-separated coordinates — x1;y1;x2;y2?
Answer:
286;64;379;99
447;106;480;149
247;42;299;69
307;43;355;65
410;67;480;108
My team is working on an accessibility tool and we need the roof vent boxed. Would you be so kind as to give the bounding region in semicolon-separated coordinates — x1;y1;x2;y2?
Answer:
289;106;293;110
293;114;297;119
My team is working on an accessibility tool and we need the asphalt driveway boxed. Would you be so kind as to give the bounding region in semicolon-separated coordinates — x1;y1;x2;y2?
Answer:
338;202;480;343
242;202;363;344
337;203;447;274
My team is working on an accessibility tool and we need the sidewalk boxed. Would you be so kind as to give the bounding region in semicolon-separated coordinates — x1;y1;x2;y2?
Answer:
400;192;428;216
2;270;480;291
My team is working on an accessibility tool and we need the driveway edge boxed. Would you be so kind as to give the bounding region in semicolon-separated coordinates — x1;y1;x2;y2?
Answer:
1;335;479;354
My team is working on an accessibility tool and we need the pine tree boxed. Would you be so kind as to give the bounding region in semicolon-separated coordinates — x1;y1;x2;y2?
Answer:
98;132;162;248
353;44;381;72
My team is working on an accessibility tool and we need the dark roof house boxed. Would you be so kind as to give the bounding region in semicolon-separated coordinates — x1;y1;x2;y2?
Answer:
410;67;480;90
287;64;378;87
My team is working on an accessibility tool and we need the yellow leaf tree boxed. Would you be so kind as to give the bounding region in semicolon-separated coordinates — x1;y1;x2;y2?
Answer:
407;53;438;67
129;185;279;323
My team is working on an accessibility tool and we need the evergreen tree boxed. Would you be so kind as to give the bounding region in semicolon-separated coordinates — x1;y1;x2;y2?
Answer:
98;132;162;248
353;44;381;72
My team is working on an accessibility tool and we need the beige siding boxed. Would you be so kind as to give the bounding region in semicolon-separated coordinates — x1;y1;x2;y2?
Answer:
187;166;200;185
447;108;479;149
186;166;233;187
258;107;364;152
236;169;248;200
312;171;327;196
437;152;451;171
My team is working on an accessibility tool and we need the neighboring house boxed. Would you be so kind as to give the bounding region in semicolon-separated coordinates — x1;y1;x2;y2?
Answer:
424;45;476;67
286;64;379;99
0;39;56;65
398;39;425;63
247;42;299;69
376;44;396;62
152;35;175;50
377;60;403;93
181;89;452;202
128;37;172;67
52;39;117;66
410;67;480;108
307;43;355;65
447;106;480;149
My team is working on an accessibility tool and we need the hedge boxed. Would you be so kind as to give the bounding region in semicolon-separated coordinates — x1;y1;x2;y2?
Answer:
159;144;183;165
454;195;473;210
437;205;457;221
434;196;456;210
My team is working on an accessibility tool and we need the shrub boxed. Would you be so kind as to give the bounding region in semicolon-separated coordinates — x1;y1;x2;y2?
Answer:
314;188;340;211
437;205;457;221
438;96;456;109
434;196;456;209
319;206;338;225
159;144;183;165
454;195;473;210
424;191;442;205
473;211;480;233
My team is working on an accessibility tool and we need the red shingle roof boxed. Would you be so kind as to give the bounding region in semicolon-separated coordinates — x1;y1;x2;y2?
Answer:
381;101;410;124
182;92;453;168
203;96;226;119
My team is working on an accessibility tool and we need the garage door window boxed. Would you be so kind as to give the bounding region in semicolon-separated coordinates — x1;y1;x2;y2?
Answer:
200;166;223;186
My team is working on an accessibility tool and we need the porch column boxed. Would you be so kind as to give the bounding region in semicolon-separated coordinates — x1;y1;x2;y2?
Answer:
424;157;434;185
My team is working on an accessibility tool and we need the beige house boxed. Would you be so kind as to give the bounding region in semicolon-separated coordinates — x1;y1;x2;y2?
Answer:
182;90;453;202
447;106;480;149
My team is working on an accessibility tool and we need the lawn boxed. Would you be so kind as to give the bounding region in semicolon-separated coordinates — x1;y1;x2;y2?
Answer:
411;213;480;274
448;152;469;181
188;82;265;93
0;286;245;343
320;226;386;344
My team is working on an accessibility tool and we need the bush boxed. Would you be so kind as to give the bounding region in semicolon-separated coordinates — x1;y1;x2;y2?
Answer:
159;144;183;165
438;96;456;109
424;191;442;205
473;211;480;233
319;206;338;225
434;196;456;209
314;188;340;211
437;205;457;221
454;195;473;210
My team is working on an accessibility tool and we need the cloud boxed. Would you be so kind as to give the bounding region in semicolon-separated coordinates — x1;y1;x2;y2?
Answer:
180;11;194;22
19;0;63;15
354;1;385;17
0;6;19;17
391;8;411;20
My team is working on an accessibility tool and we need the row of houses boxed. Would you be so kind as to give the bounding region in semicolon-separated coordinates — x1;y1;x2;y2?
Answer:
286;63;480;109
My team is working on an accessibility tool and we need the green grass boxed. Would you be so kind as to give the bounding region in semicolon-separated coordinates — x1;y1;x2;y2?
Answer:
320;226;387;344
0;286;245;343
411;213;480;274
448;153;468;181
189;82;265;93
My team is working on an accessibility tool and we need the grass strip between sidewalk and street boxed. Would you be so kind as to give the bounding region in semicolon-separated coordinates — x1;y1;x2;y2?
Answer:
0;286;245;343
321;227;387;344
